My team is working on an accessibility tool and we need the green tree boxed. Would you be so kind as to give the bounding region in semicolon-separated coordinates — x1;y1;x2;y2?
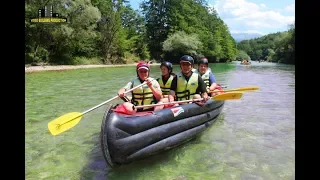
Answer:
162;31;202;63
236;50;250;61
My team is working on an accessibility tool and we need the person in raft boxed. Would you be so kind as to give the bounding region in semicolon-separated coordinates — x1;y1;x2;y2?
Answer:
154;55;210;111
193;57;223;96
154;61;178;109
117;61;162;114
157;61;176;96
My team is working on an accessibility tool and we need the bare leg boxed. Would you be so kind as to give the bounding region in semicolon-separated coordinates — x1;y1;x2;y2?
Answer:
193;94;201;99
154;98;167;111
154;95;176;111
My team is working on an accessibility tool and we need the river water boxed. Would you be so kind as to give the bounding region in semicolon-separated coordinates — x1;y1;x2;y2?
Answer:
25;61;295;180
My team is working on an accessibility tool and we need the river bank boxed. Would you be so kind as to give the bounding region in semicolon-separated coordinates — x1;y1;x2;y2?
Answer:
25;63;160;73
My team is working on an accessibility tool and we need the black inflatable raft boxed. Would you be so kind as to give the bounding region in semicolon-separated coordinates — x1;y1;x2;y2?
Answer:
100;99;224;167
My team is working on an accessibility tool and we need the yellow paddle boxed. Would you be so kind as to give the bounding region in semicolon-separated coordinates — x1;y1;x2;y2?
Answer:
48;82;147;136
135;92;243;109
210;86;259;93
212;92;243;100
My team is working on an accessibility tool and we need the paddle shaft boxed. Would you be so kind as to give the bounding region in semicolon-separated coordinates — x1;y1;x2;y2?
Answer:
209;86;259;93
57;82;147;127
134;92;243;109
135;98;204;109
82;82;146;115
48;81;148;136
210;89;241;93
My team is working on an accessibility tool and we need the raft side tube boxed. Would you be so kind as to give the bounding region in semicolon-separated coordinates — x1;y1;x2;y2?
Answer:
112;106;223;156
112;100;224;134
107;104;224;164
126;118;218;163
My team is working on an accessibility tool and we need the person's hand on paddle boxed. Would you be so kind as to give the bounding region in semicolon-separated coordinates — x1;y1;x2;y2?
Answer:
118;88;126;97
195;92;210;106
145;78;153;87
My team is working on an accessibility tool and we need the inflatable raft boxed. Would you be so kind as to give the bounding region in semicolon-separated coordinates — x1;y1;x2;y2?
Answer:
100;99;224;167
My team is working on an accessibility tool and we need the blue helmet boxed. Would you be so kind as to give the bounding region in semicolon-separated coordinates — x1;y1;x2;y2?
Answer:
180;55;194;65
160;61;173;74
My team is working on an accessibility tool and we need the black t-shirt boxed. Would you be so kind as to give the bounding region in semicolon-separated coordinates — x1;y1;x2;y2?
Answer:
170;72;207;94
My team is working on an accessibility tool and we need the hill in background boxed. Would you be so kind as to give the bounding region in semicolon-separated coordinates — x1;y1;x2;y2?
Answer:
232;32;263;42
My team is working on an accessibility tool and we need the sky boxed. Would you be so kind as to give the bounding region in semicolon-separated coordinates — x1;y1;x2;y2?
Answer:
128;0;295;35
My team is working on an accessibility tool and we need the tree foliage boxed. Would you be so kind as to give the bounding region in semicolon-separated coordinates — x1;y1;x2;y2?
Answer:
162;31;202;61
25;0;293;65
237;22;295;64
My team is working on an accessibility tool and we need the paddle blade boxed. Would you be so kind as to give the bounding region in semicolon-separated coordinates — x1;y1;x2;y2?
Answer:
48;112;83;136
233;86;259;91
212;92;243;101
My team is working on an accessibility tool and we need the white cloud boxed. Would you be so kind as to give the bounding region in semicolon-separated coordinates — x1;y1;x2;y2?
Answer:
231;29;264;35
285;4;295;13
213;0;295;34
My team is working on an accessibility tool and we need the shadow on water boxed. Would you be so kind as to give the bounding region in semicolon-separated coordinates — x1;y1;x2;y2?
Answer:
104;136;205;180
78;121;211;180
78;131;110;180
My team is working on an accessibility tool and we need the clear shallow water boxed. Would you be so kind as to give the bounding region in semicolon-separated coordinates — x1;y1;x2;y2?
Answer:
25;61;295;179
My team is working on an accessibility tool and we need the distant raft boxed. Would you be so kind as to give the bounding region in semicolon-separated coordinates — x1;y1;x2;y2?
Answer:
240;60;251;65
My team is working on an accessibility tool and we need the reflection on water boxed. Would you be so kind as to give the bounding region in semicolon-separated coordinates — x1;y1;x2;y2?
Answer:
25;62;295;180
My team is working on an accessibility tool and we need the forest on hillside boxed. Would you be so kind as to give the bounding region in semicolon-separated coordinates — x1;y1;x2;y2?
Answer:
25;0;294;65
236;23;295;64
